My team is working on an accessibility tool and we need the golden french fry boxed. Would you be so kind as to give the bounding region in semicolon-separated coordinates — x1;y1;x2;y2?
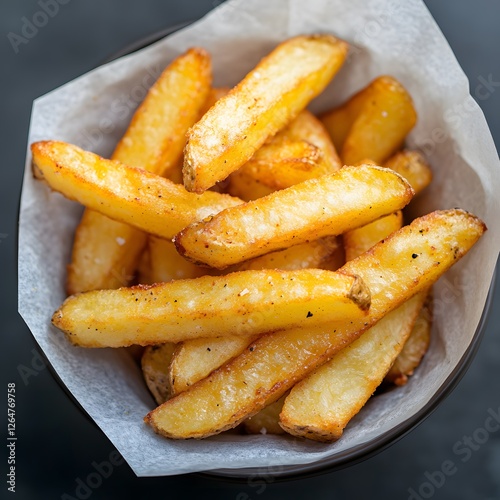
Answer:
144;210;486;439
237;236;341;271
384;150;432;195
321;76;417;165
142;343;177;405
169;335;258;395
174;165;414;269
228;141;323;201
279;291;427;441
169;236;341;395
136;245;153;285
148;237;206;282
228;109;342;201
385;293;433;386
278;110;341;172
66;48;212;294
52;269;370;348
244;394;288;435
31;141;243;239
344;211;403;261
343;151;431;262
183;35;348;192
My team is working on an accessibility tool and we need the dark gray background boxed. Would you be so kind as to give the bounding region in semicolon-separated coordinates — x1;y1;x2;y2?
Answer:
1;1;499;499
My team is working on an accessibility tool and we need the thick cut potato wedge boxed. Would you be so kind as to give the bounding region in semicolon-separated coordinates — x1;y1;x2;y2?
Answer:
384;150;432;194
144;210;485;439
244;394;288;435
321;76;417;165
183;35;348;192
278;110;341;172
385;293;433;385
344;211;403;261
141;343;177;405
148;237;206;282
31;141;243;239
229;140;324;198
52;269;370;348
169;236;341;395
279;291;427;441
343;151;431;261
67;48;212;293
237;236;341;271
170;335;258;395
174;165;414;268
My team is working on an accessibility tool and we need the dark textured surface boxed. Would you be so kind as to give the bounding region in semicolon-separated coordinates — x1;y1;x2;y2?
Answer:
1;1;499;499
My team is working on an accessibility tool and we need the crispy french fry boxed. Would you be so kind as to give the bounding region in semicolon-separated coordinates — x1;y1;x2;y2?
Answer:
321;76;417;165
344;211;403;261
226;170;277;201
279;291;427;441
278;110;341;172
237;236;341;271
142;343;177;405
144;210;486;439
385;293;433;386
174;165;414;268
343;151;431;262
384;150;432;195
66;48;212;294
52;269;370;348
136;245;153;284
169;236;342;395
230;140;324;191
148;237;206;282
31;141;243;239
170;335;258;395
244;394;288;435
183;35;348;192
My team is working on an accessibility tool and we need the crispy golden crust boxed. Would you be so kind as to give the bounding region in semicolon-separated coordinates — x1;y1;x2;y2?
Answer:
183;35;348;192
174;165;414;269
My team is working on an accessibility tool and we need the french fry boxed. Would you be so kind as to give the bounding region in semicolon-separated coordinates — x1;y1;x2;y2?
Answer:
344;211;403;261
228;110;342;201
170;335;258;395
279;291;427;441
52;269;370;348
244;394;288;435
67;48;212;293
385;293;433;386
163;87;232;185
169;236;342;395
183;35;348;192
237;236;341;271
148;237;206;282
31;141;243;239
320;76;417;165
228;139;325;200
141;343;177;405
144;210;486;439
278;110;341;172
384;150;432;194
174;165;414;268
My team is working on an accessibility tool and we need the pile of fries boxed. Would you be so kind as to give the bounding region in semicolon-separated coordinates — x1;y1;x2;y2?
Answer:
31;34;486;442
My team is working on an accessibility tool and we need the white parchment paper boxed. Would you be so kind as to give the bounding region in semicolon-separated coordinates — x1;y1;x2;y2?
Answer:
19;0;500;476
